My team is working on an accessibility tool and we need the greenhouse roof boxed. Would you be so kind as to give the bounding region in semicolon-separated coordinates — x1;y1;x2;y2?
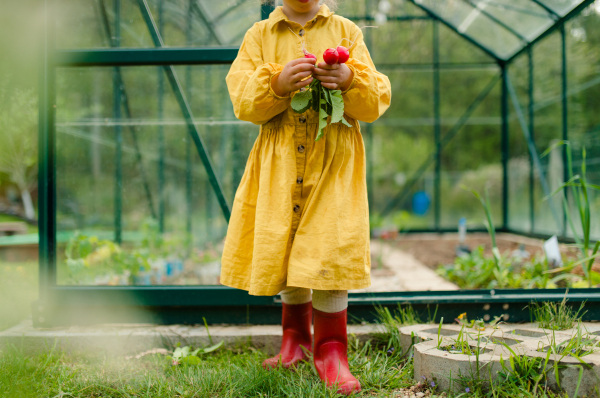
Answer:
408;0;596;62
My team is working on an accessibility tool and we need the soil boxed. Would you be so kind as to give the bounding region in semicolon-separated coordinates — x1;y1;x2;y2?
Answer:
384;233;549;270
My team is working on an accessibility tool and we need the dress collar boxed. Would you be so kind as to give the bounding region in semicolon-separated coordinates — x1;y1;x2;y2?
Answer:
267;5;334;29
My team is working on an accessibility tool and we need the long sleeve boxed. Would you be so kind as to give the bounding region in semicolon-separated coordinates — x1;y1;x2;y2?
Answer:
342;29;391;123
226;25;291;125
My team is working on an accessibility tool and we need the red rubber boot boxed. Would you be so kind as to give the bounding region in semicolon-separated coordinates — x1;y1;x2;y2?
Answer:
313;308;361;395
262;301;312;369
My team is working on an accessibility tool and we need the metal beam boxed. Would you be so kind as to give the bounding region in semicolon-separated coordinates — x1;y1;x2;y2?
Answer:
39;0;57;297
406;0;501;62
185;0;193;237
382;74;501;216
53;47;239;67
261;0;275;20
561;24;569;236
113;0;123;244
505;74;562;231
460;0;529;43
97;0;158;222
501;64;508;228
506;0;595;63
530;0;560;19
157;0;165;233
528;48;535;233
32;286;600;327
136;0;231;221
433;20;441;231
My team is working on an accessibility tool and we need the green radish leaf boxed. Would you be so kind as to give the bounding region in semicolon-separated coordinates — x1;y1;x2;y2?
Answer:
291;90;312;114
341;115;353;128
330;90;344;123
311;85;320;113
316;98;328;141
323;87;332;106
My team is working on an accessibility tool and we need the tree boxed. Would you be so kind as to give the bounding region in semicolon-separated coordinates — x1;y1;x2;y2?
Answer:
0;78;37;219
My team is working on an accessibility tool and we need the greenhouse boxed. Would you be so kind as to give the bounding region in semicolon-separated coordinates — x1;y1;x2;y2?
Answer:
31;0;600;327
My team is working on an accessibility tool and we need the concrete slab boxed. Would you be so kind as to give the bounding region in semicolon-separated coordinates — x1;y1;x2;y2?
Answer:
404;323;600;396
0;319;380;356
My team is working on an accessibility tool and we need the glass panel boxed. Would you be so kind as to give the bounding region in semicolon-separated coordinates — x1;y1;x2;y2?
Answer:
368;69;435;231
469;0;554;41
55;65;258;286
539;0;585;15
531;32;564;236
565;17;600;240
415;0;523;59
507;57;533;233
56;0;261;49
439;70;502;230
370;20;433;65
439;23;496;63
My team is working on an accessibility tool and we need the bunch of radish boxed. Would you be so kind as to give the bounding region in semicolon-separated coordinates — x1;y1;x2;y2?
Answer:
292;46;352;141
322;46;350;65
303;45;349;65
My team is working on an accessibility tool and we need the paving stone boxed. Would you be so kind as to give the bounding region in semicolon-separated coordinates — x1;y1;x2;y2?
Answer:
405;323;600;396
0;319;379;356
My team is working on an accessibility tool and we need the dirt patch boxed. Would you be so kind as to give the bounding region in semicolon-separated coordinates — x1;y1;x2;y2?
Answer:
386;233;546;270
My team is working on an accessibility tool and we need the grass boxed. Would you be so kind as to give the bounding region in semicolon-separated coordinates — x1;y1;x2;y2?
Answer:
0;260;37;331
0;334;416;397
529;296;586;331
2;301;599;397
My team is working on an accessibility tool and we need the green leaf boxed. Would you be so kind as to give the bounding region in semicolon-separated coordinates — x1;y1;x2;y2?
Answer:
201;340;224;354
341;115;353;128
316;98;328;141
311;85;320;113
330;90;344;124
180;355;201;365
323;86;332;106
291;90;311;114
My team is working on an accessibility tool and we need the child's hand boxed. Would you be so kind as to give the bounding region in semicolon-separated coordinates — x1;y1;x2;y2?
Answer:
272;58;316;97
313;62;353;91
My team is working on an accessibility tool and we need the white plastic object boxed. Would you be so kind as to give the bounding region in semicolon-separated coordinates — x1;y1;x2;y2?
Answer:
544;235;563;267
378;0;391;13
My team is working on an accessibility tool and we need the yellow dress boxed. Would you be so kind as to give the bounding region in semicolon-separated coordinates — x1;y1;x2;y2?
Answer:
220;5;391;296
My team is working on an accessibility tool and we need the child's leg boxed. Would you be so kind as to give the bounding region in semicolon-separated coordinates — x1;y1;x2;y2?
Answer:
262;287;312;369
280;286;312;305
312;290;361;395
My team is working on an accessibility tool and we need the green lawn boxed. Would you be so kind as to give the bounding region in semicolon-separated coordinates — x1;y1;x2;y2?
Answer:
0;260;37;332
0;338;417;398
0;261;580;397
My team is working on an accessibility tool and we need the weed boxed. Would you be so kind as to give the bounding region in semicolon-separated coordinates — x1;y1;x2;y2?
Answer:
529;295;586;331
542;142;600;288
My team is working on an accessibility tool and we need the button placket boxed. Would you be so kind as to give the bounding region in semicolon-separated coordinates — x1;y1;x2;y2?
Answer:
291;111;308;238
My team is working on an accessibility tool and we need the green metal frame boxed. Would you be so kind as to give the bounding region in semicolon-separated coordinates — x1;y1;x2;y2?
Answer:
36;0;600;327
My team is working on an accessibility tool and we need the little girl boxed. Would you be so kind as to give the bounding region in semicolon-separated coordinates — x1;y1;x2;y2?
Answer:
221;0;391;394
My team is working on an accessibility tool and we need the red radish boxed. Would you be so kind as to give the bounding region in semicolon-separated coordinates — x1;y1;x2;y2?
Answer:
336;46;349;63
323;48;339;65
305;53;317;61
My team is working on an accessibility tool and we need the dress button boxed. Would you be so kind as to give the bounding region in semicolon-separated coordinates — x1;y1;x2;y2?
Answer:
299;116;306;123
298;145;305;153
296;176;303;184
299;87;307;92
293;205;300;213
299;29;305;36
